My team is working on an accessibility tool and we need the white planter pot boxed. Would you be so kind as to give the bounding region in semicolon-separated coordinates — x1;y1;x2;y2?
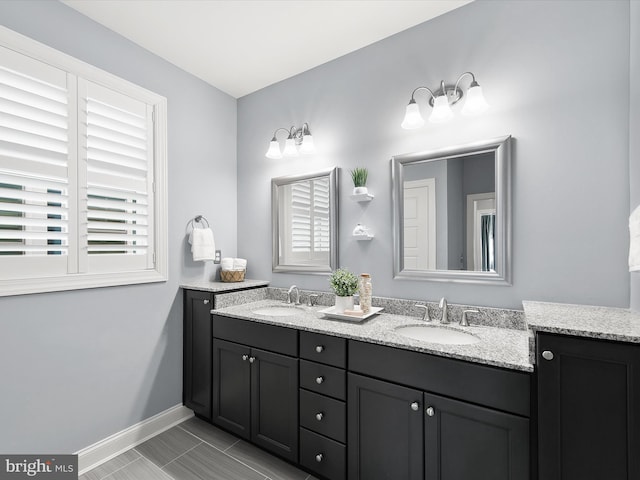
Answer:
353;186;368;195
334;295;354;314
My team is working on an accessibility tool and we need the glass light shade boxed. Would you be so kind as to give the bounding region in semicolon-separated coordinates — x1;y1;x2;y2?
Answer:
461;84;489;116
265;140;282;159
401;102;425;129
299;134;316;155
428;95;454;123
283;137;298;157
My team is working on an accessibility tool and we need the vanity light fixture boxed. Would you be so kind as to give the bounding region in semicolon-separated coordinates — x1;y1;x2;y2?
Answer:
401;72;489;130
265;123;316;159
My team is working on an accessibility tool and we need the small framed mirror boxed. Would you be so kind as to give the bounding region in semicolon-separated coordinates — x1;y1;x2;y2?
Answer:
272;167;338;273
392;136;511;284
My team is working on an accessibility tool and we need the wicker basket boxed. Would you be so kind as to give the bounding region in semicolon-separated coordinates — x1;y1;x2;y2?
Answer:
220;269;245;283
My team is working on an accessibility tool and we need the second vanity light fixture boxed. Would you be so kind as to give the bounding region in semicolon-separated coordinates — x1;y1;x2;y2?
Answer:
265;123;316;159
401;71;489;129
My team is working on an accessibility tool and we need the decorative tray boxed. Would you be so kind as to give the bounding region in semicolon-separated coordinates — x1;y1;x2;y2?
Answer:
318;306;384;323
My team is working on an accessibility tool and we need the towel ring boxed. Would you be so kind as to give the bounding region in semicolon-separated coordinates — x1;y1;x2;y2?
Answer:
187;215;210;233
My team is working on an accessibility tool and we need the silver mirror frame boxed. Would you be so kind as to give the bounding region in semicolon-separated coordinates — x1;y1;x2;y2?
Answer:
272;167;339;274
392;135;512;285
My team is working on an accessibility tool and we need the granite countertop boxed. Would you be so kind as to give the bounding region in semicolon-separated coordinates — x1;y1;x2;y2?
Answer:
213;299;533;372
524;300;640;343
180;279;269;293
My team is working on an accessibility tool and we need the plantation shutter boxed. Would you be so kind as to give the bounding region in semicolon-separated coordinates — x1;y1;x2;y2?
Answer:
80;80;154;273
0;45;71;279
289;178;330;264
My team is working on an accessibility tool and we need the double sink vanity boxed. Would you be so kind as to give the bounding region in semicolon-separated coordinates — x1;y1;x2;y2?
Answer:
181;280;640;480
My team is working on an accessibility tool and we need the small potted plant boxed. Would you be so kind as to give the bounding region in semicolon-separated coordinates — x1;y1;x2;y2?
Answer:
350;167;368;195
329;267;359;313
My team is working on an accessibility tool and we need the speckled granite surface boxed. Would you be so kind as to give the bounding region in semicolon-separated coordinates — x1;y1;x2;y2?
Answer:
180;279;269;293
524;301;640;343
213;299;533;372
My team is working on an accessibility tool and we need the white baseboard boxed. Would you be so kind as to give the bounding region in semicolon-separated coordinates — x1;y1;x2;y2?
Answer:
75;404;194;475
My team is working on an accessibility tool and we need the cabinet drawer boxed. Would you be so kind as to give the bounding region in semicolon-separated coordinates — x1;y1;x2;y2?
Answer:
300;331;346;368
212;314;297;356
300;427;346;480
300;359;346;401
349;340;530;416
300;389;346;443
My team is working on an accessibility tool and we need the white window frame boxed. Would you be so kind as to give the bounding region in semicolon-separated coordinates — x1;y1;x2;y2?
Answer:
0;26;168;296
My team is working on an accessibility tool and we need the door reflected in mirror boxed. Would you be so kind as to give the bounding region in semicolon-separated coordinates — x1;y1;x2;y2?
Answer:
272;168;338;273
392;136;511;284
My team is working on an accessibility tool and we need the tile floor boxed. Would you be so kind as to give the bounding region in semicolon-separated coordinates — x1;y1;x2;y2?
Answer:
80;417;317;480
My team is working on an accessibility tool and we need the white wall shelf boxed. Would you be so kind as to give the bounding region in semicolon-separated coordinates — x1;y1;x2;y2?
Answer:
350;192;374;202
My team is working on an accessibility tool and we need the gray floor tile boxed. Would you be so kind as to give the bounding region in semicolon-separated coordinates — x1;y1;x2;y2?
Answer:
163;443;266;480
79;450;140;480
226;441;307;480
178;417;239;451
105;457;173;480
135;426;201;468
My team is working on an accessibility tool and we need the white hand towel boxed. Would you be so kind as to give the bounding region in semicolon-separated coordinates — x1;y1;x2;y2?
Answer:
221;257;234;270
191;228;216;262
233;258;247;270
630;205;640;271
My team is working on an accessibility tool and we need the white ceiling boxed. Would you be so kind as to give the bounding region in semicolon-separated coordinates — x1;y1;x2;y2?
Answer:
61;0;471;98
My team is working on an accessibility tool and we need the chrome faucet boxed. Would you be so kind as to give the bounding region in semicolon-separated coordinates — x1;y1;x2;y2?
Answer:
287;285;300;305
414;303;431;322
439;297;449;324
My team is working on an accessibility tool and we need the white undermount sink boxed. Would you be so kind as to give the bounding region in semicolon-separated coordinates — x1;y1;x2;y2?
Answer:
394;325;480;345
252;305;305;317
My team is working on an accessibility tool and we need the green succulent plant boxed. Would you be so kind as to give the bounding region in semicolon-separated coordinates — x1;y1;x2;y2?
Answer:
350;167;368;188
329;268;359;297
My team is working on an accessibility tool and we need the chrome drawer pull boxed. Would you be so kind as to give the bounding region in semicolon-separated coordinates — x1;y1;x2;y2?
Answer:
426;406;435;417
203;299;210;305
315;453;323;463
411;401;419;411
242;354;248;361
249;356;256;363
316;412;324;421
315;345;324;353
316;376;324;384
542;350;554;361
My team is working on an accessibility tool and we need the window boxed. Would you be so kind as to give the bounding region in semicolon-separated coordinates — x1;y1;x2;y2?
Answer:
0;27;167;296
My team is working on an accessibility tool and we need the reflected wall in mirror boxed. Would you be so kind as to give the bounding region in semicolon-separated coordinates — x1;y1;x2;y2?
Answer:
392;136;511;284
272;167;338;273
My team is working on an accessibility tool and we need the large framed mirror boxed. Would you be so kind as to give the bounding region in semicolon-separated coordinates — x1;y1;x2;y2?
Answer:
392;136;511;284
272;167;338;273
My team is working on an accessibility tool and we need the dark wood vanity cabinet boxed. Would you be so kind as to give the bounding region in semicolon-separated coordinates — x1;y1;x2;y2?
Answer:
211;314;299;462
537;332;640;480
348;340;531;480
183;289;215;419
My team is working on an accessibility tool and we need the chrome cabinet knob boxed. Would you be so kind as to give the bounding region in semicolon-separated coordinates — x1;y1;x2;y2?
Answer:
315;345;324;353
249;356;256;363
411;401;419;411
242;354;248;361
316;376;324;384
426;406;435;417
203;299;210;305
316;412;324;421
542;350;554;361
315;454;323;463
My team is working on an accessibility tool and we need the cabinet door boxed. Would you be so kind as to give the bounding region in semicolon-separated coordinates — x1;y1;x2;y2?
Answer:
183;289;214;419
251;348;299;462
212;339;251;439
348;373;423;480
424;392;529;480
537;333;640;480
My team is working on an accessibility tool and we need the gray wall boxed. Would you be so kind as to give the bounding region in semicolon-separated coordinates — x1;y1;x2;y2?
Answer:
0;1;237;453
237;0;631;309
630;1;640;310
